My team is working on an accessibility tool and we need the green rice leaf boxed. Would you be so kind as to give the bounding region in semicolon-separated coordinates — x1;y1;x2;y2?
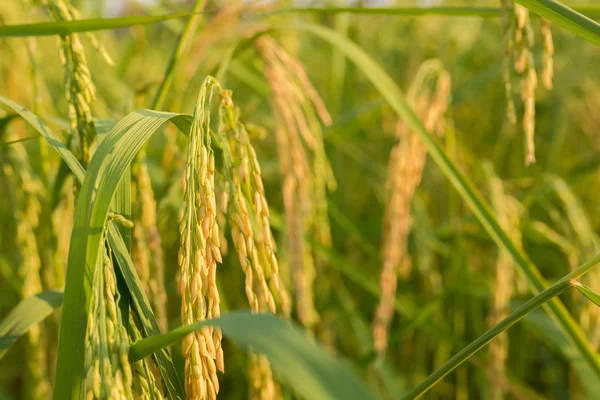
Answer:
0;290;63;361
53;110;192;399
0;97;187;399
130;311;375;400
514;0;600;46
0;13;196;38
524;310;600;398
0;95;84;182
573;281;600;307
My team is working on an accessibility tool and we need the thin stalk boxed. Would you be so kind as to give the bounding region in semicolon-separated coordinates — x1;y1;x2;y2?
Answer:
329;13;350;116
151;0;207;110
402;252;600;400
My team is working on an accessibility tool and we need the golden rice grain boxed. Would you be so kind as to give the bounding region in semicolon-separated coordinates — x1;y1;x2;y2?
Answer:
179;78;223;399
257;36;335;329
374;64;451;358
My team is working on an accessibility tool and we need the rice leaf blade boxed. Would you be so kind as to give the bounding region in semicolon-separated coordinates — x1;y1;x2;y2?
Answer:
0;13;195;38
0;290;63;361
0;98;188;398
53;110;193;399
0;95;84;182
573;281;600;307
130;311;375;400
524;311;600;398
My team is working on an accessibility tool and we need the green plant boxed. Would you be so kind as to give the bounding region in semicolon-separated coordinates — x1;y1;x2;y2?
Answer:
1;1;600;400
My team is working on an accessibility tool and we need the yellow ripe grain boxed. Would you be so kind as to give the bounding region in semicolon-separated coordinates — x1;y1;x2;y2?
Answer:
257;35;335;329
374;67;451;357
178;78;224;399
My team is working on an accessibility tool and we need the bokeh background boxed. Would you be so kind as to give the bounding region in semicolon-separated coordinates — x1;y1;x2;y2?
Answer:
1;1;600;399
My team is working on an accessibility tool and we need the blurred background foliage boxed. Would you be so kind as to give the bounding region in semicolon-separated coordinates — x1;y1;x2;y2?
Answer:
1;0;600;399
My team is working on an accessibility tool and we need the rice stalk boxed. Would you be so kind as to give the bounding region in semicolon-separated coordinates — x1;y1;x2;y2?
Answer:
501;0;517;125
183;2;246;82
178;77;223;400
217;83;291;399
257;35;334;330
218;87;289;317
501;0;554;165
151;0;207;110
40;0;112;165
373;62;451;358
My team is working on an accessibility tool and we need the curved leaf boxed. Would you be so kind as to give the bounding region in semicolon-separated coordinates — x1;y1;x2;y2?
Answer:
0;97;188;399
524;310;600;399
573;281;600;307
0;96;84;181
0;290;63;361
53;110;191;399
130;311;375;400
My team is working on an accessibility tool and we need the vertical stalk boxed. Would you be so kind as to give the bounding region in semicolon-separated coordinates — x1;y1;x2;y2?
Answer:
151;0;207;110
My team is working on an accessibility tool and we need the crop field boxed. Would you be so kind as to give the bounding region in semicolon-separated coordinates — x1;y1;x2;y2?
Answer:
1;1;600;399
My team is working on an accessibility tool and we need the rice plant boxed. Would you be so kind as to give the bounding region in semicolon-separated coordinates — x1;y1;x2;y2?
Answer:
1;1;600;400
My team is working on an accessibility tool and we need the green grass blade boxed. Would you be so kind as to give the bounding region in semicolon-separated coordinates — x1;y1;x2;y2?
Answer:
523;311;600;398
514;0;600;46
94;118;117;137
130;311;375;400
296;21;600;386
400;253;600;399
0;290;63;361
151;0;207;110
0;102;185;397
100;122;134;346
53;110;192;398
546;174;599;257
0;95;84;182
97;119;131;248
573;281;600;307
0;13;196;38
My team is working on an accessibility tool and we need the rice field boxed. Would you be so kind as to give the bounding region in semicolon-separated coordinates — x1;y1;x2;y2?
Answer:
1;1;600;399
